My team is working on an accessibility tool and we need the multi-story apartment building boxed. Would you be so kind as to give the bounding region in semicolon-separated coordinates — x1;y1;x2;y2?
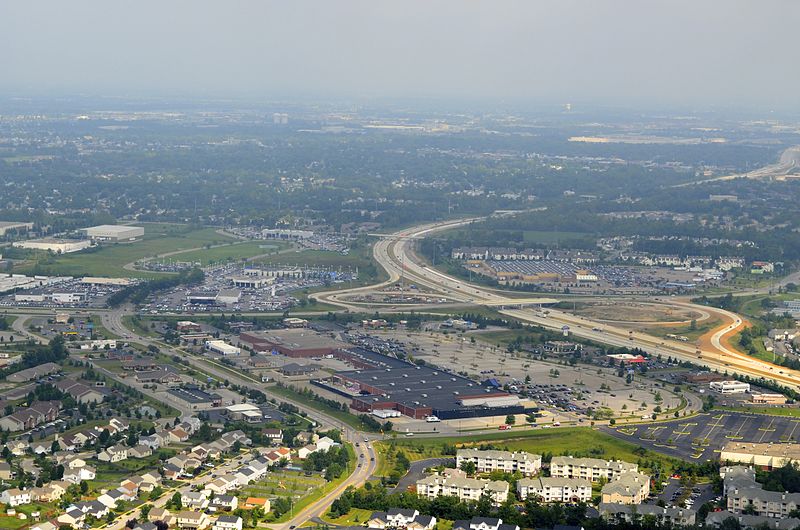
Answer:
550;456;638;481
456;449;542;476
416;470;509;506
516;477;591;503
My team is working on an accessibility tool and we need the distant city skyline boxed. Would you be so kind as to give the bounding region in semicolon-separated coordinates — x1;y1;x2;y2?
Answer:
1;0;799;109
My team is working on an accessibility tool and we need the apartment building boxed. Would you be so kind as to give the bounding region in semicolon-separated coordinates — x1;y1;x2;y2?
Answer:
600;472;651;505
516;477;591;503
550;456;638;481
456;449;542;476
416;469;509;506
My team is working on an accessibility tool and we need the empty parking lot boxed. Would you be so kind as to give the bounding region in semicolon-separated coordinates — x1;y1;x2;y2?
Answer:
605;411;800;461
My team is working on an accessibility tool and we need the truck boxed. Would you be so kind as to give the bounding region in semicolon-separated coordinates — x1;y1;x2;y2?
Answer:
425;415;441;423
498;424;511;430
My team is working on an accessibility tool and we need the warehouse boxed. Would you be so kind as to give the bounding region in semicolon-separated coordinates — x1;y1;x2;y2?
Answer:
205;340;241;356
239;329;346;358
0;221;34;236
336;364;524;419
167;386;222;408
13;238;91;254
81;225;144;241
720;442;800;469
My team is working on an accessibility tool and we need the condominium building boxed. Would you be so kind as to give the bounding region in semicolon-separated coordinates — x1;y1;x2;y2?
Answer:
728;488;800;519
550;456;638;481
600;472;651;505
416;469;509;506
600;503;696;526
456;449;542;476
516;477;591;503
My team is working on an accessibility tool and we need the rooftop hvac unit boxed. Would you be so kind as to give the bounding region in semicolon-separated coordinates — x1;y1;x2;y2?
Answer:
413;401;420;405
436;385;442;389
451;378;457;381
372;376;378;380
403;374;408;377
433;371;439;375
420;380;426;384
453;391;459;395
390;382;395;386
421;393;427;398
405;388;411;392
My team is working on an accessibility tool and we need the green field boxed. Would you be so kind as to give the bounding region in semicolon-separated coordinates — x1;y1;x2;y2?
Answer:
168;241;290;266
14;223;236;278
376;427;678;477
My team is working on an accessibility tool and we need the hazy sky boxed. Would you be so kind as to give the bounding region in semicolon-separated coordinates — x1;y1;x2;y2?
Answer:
1;0;798;108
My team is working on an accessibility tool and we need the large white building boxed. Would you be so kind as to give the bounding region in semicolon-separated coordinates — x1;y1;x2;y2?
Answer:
416;469;509;506
710;381;751;394
721;442;800;469
550;456;638;481
517;477;591;503
13;238;91;254
456;449;542;476
205;340;241;356
82;225;144;241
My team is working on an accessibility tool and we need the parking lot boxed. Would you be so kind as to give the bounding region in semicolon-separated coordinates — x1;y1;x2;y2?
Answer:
607;411;800;461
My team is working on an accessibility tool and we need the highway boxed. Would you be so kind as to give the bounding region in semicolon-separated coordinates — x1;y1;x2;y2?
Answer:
315;218;800;391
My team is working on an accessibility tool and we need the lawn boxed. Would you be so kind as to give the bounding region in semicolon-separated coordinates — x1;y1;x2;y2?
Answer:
14;224;235;278
267;384;371;431
253;244;386;287
376;427;680;478
716;405;800;419
320;508;373;526
170;241;290;266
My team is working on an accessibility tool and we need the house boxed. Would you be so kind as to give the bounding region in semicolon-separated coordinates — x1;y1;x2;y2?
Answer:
148;508;173;524
31;481;68;502
367;509;436;530
176;510;210;530
204;476;236;496
97;489;126;509
128;444;153;458
263;428;283;444
243;497;270;511
452;517;520;530
64;456;87;469
0;488;31;506
5;440;28;456
169;428;190;443
0;461;13;480
210;495;238;512
235;467;258;485
57;508;86;529
214;515;243;530
31;442;51;455
600;471;651;504
31;522;59;530
63;465;96;484
182;491;210;510
57;434;79;452
98;444;128;462
73;500;109;518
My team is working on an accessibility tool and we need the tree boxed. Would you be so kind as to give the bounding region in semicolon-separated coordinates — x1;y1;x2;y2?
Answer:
460;461;477;475
140;504;152;519
505;414;516;425
170;491;182;510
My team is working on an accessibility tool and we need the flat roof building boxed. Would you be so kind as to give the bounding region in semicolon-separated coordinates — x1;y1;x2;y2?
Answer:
721;442;800;469
710;381;751;394
240;329;346;357
13;239;91;254
0;222;34;236
82;225;144;241
205;340;241;356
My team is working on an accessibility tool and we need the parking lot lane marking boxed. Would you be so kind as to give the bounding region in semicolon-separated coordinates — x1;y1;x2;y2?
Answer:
726;417;749;440
697;414;727;445
786;420;800;442
757;417;776;442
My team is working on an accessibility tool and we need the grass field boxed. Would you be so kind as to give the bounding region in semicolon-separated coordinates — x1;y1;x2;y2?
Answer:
716;405;800;418
640;317;721;343
376;427;678;478
14;224;235;278
267;384;369;431
169;241;290;266
320;508;373;526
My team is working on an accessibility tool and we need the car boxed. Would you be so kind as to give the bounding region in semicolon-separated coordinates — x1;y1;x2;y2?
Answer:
405;432;414;437
370;457;375;461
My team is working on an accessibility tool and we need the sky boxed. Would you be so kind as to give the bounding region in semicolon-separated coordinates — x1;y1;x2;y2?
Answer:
1;0;798;109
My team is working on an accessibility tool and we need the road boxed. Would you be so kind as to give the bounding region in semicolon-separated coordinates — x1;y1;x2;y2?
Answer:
315;218;800;391
101;306;378;530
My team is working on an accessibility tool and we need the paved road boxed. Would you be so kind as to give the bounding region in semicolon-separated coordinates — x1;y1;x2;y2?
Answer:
393;457;454;493
102;307;378;530
314;218;800;391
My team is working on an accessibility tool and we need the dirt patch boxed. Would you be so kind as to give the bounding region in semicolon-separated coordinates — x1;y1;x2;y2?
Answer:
573;301;704;324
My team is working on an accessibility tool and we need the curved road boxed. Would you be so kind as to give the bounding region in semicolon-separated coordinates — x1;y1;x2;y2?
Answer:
315;218;800;391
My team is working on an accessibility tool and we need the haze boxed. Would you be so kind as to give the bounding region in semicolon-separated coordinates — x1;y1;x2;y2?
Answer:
1;0;799;108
